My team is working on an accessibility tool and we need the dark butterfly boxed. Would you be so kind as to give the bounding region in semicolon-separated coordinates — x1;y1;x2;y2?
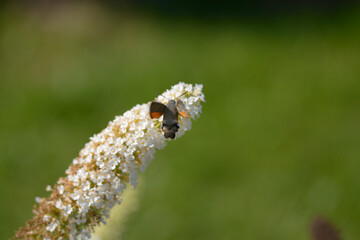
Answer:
150;92;189;139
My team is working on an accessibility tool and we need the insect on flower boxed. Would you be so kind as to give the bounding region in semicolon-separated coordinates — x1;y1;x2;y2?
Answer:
14;83;204;240
150;92;190;139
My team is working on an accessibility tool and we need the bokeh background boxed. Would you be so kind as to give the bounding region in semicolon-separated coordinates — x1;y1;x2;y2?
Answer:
1;1;360;239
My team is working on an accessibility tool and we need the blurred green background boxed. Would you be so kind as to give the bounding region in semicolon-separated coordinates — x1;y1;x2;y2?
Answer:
1;1;360;239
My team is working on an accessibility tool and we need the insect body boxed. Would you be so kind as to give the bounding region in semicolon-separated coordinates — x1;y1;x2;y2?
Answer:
150;94;189;139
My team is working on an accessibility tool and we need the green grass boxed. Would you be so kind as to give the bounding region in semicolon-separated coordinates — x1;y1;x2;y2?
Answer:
1;4;360;239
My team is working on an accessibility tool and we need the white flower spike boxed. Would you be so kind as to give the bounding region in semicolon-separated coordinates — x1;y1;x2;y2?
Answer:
15;82;205;240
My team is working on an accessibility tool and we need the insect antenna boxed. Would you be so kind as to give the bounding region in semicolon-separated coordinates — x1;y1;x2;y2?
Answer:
160;94;169;100
156;91;169;100
176;91;188;100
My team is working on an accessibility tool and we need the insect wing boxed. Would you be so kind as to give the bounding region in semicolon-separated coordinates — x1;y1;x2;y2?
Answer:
176;100;190;118
150;102;166;118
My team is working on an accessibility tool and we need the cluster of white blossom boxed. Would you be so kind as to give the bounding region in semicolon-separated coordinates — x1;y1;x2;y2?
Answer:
38;82;204;240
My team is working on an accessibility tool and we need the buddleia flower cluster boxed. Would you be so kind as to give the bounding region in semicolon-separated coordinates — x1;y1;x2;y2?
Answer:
14;82;205;240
